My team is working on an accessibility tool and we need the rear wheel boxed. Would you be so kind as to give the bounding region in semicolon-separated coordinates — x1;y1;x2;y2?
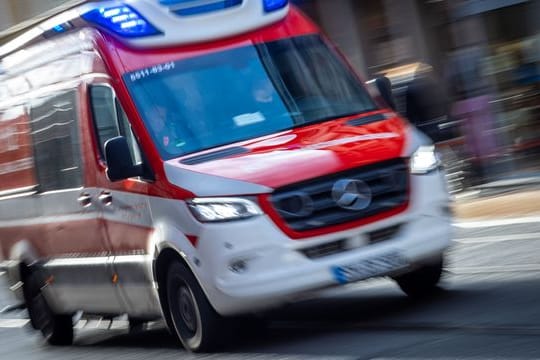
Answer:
394;256;444;298
24;270;73;345
166;261;224;353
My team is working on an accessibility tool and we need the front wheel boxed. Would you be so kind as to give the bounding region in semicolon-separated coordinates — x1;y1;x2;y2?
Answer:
166;261;224;353
24;271;73;345
393;256;444;298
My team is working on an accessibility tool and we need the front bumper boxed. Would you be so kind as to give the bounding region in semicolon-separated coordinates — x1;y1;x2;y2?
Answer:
194;170;452;315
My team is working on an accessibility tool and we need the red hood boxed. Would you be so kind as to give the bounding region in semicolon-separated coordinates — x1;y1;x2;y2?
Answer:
168;111;409;189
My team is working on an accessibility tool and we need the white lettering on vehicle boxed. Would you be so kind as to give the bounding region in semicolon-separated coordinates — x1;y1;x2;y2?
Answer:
129;61;175;82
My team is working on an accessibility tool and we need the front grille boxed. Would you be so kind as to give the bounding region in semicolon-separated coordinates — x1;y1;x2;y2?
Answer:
162;0;243;16
368;224;402;244
300;239;347;259
300;224;403;260
270;159;409;232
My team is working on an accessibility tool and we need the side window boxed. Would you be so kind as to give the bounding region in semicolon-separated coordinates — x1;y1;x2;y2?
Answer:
29;90;82;192
89;85;120;158
116;101;143;164
90;85;142;164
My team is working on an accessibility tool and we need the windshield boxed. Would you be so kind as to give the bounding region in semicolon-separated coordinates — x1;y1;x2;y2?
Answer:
124;35;377;159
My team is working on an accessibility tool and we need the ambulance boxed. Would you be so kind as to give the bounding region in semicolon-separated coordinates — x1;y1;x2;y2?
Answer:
0;0;452;352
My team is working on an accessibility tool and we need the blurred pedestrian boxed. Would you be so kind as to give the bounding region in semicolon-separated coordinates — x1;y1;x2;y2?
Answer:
446;44;499;185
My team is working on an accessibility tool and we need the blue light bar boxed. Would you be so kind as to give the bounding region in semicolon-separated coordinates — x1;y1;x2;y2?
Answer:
42;22;74;38
52;24;67;33
82;5;161;38
263;0;288;12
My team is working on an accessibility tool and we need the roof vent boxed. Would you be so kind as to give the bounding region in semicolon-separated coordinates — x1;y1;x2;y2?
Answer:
160;0;243;17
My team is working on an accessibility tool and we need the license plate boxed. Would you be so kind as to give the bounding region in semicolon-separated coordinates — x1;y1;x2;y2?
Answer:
331;251;407;284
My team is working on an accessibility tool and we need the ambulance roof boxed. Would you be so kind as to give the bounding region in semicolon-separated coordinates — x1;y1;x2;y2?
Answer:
0;0;289;58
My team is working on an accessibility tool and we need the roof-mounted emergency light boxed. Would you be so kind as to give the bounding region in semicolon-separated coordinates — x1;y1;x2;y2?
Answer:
52;24;68;33
81;5;161;38
263;0;288;12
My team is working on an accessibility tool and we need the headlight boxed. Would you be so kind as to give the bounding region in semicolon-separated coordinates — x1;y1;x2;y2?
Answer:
410;145;441;174
187;198;263;222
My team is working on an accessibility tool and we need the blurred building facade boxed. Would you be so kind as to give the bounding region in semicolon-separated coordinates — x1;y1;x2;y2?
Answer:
0;0;69;31
293;1;538;81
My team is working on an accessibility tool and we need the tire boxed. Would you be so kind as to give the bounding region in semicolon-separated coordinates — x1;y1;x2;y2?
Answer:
394;256;444;298
166;261;224;353
24;271;73;346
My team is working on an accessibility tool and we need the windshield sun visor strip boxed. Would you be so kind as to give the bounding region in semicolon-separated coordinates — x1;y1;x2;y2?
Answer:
180;146;249;165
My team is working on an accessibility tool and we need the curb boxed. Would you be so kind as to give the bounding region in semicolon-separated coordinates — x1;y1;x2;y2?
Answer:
455;177;540;202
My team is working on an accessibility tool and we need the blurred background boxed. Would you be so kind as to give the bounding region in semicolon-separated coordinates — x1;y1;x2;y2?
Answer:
1;0;539;192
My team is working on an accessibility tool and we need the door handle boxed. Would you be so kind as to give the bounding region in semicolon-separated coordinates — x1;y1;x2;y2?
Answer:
77;193;92;207
98;191;113;206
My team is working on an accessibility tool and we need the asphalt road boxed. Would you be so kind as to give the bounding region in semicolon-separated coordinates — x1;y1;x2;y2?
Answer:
1;219;540;359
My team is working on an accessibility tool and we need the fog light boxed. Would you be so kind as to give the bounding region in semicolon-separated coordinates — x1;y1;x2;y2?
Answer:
229;259;248;274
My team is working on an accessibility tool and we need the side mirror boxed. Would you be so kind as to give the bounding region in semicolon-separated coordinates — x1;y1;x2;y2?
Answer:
104;136;144;182
374;76;396;111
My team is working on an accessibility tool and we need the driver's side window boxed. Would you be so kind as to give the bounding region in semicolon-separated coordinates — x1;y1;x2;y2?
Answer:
89;85;141;164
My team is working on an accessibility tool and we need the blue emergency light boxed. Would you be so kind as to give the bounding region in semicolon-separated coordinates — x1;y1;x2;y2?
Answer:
52;24;67;33
263;0;288;12
82;5;161;38
44;22;74;37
